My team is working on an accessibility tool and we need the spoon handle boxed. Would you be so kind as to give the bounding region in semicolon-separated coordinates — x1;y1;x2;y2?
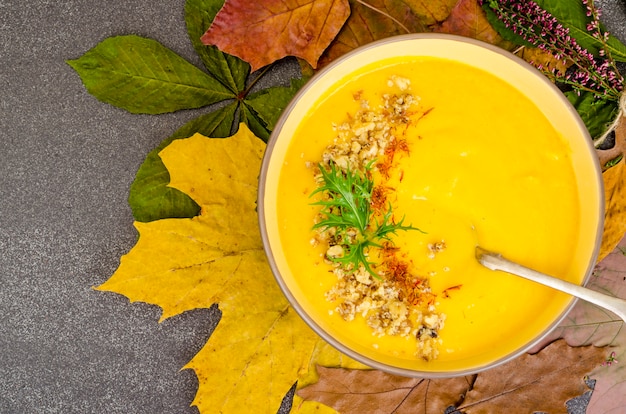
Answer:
476;247;626;323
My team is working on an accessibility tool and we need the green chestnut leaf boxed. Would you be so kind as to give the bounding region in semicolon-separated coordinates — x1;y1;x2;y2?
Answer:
67;35;233;114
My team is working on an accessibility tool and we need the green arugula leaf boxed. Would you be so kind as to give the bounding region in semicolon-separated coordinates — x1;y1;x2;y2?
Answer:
185;0;250;92
312;162;373;234
311;161;422;276
67;35;233;114
129;103;237;222
372;209;420;242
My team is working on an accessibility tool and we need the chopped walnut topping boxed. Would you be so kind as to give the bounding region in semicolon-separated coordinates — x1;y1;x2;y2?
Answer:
319;88;416;175
427;240;447;259
326;245;344;259
312;76;446;361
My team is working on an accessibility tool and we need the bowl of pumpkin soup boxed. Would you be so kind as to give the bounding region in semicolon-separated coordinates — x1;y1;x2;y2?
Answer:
258;34;604;377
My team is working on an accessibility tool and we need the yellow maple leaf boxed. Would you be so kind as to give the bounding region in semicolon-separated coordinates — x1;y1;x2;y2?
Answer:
598;157;626;262
96;126;268;320
96;124;363;413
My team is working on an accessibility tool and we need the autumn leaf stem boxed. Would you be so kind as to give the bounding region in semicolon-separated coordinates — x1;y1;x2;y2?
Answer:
354;0;411;34
239;63;275;100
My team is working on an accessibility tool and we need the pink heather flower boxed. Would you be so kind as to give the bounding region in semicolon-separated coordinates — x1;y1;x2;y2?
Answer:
481;0;624;99
603;351;618;366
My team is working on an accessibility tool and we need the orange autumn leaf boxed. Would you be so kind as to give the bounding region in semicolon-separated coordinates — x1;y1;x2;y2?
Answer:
200;0;350;71
432;0;503;45
318;0;456;68
317;0;424;67
515;45;570;75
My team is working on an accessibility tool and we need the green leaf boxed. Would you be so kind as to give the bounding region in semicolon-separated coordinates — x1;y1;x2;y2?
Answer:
536;0;626;61
565;90;619;140
67;35;233;114
129;103;238;222
310;161;421;276
240;102;271;142
185;0;250;92
312;162;373;234
245;78;307;131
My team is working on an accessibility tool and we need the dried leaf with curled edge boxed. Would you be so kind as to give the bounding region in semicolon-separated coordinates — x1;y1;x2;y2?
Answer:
529;236;626;414
317;0;456;68
296;340;602;413
595;115;626;263
584;236;626;414
97;126;311;413
597;114;626;170
456;340;602;413
200;0;350;71
297;366;473;413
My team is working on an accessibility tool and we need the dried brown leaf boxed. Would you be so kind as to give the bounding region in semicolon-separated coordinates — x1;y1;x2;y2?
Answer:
317;0;430;67
432;0;503;45
515;45;570;76
597;114;626;169
457;340;602;413
585;236;626;414
200;0;350;71
297;341;601;413
297;367;473;413
403;0;458;26
529;236;626;414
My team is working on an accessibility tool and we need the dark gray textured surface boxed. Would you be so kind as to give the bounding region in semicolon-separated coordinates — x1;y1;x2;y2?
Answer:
1;1;217;413
1;1;624;413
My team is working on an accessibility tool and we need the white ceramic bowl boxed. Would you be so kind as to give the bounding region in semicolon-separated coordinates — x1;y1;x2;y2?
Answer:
258;34;603;377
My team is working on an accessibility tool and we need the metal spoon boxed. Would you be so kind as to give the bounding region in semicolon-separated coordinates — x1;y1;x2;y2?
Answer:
476;246;626;323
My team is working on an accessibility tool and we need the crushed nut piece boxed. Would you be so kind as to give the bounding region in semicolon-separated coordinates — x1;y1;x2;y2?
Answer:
312;77;446;361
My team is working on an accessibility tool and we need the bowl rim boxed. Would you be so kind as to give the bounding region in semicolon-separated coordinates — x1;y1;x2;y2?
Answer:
258;33;604;378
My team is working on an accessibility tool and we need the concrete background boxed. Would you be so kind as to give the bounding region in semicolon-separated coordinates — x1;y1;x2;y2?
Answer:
1;0;624;413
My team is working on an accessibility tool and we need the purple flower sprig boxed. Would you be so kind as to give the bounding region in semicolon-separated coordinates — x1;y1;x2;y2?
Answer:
602;351;619;367
482;0;624;101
